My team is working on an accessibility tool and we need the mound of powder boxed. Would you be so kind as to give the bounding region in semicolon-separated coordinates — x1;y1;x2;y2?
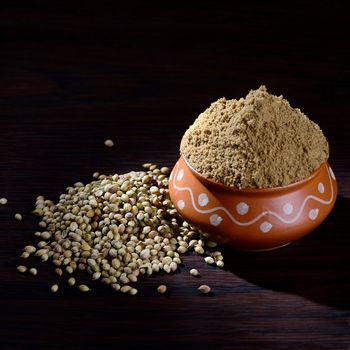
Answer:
180;86;329;189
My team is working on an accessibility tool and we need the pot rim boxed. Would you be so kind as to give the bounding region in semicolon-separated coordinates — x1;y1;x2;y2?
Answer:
182;155;328;193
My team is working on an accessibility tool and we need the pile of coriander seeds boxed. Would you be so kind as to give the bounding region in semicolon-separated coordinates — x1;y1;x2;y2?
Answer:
17;163;224;295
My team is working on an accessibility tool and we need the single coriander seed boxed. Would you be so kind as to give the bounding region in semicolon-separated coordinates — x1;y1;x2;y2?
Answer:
51;284;59;293
160;167;170;174
177;246;187;254
190;269;199;276
68;277;76;286
198;285;211;294
78;284;91;292
120;285;132;293
0;197;8;205
194;246;204;255
157;285;167;294
216;260;224;268
24;245;36;254
206;241;217;248
17;265;27;273
170;261;177;271
14;213;23;221
104;139;114;147
29;268;38;276
55;268;63;276
129;288;138;296
204;256;215;265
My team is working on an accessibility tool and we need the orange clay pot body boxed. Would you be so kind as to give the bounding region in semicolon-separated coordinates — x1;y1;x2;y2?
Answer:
169;156;337;251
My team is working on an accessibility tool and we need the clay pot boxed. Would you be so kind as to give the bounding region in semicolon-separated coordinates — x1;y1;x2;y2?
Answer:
169;155;337;251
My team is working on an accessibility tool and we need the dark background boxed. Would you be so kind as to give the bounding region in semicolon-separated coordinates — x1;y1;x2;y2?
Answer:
1;1;350;349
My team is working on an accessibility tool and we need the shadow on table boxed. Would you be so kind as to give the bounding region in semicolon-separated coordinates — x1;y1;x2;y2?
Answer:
221;196;350;310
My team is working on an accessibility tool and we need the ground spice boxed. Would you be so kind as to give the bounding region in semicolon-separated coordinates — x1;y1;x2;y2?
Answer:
180;86;329;189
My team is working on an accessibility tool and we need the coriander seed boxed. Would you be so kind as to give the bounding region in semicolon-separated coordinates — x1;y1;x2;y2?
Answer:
190;269;199;276
78;284;91;292
68;277;76;286
14;213;23;221
194;246;204;255
204;257;215;265
17;265;27;273
55;268;63;276
198;285;211;294
17;162;225;296
157;285;167;294
120;285;132;293
104;139;114;147
160;167;170;174
129;288;138;296
29;268;38;276
216;260;224;268
206;241;217;248
24;245;36;254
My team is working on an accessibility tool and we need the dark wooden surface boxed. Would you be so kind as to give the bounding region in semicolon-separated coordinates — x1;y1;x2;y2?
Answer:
1;1;350;349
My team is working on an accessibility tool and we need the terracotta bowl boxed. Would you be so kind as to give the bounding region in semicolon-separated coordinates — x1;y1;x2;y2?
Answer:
169;155;337;251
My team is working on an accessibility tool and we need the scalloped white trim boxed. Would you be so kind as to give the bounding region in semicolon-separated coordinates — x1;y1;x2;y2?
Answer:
172;162;334;226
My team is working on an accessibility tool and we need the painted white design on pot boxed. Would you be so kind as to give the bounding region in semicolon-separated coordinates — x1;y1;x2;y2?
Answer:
236;202;249;215
177;200;185;210
318;182;325;194
177;169;184;181
308;208;319;220
329;166;336;180
198;193;209;206
283;203;294;215
260;221;272;233
210;214;223;226
172;161;334;227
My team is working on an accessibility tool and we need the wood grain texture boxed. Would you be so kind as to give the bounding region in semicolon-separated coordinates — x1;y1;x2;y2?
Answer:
0;1;350;349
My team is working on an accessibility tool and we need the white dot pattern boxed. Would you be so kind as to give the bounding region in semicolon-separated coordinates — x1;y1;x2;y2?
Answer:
260;221;272;233
177;169;184;181
209;214;223;226
283;203;294;215
177;200;185;210
308;208;319;220
171;162;333;232
236;202;249;215
318;182;325;194
198;193;209;207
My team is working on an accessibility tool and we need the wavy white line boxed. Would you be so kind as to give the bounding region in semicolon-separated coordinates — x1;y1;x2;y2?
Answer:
172;162;334;226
